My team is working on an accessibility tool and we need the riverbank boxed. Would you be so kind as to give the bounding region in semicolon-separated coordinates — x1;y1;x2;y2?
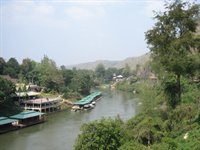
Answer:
96;80;200;149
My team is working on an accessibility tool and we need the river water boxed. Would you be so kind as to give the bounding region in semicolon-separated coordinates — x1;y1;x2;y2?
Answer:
0;90;139;150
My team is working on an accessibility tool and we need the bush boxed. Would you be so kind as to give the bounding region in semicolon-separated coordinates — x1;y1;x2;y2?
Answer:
118;141;148;150
74;118;125;150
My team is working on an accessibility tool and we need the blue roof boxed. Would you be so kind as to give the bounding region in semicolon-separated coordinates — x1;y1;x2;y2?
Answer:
0;117;18;125
74;92;102;105
10;111;45;120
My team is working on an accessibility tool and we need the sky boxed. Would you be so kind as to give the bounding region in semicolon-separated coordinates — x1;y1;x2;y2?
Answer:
0;0;198;66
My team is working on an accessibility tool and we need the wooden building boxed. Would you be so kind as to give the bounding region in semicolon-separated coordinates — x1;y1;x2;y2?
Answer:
22;97;62;113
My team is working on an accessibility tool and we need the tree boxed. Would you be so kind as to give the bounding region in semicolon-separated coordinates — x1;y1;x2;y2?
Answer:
74;118;124;150
122;64;131;77
20;58;36;82
95;63;106;80
0;77;21;116
36;56;64;92
104;67;119;83
4;58;20;78
61;68;74;87
0;57;6;75
0;77;16;102
145;0;200;108
69;70;93;95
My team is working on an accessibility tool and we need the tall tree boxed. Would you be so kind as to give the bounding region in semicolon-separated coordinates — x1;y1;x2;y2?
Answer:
4;58;20;78
0;77;21;116
145;0;200;108
36;56;64;91
95;63;106;82
20;58;36;82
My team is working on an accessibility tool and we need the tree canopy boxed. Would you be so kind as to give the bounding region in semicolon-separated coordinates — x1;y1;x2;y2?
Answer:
4;58;20;78
0;77;21;116
74;118;124;150
145;0;200;108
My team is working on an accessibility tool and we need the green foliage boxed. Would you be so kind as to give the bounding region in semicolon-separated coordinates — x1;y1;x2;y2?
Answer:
145;0;200;107
181;78;200;104
118;141;148;150
175;127;200;150
74;118;124;150
104;67;119;83
20;58;36;82
61;69;74;86
0;57;6;74
0;55;95;101
0;77;16;101
69;70;93;96
0;77;21;116
116;80;136;92
122;64;131;77
95;63;106;81
135;80;163;112
4;58;20;78
162;75;180;108
125;115;164;145
34;56;64;92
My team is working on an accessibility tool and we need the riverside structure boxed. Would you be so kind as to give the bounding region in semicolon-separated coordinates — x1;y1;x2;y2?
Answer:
21;97;62;113
72;92;102;111
15;91;62;113
0;111;45;134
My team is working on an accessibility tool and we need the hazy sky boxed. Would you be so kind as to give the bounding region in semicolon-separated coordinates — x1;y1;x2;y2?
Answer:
1;0;196;66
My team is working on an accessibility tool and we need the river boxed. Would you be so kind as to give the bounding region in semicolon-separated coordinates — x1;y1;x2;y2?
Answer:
0;90;139;150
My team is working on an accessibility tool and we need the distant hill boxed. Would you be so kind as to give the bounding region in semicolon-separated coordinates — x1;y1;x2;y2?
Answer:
66;53;150;70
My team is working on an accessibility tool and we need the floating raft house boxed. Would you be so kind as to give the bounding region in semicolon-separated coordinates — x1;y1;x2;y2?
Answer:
0;117;18;134
73;92;102;106
10;111;45;128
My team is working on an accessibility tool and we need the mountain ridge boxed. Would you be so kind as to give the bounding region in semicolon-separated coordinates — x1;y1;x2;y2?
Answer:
66;53;150;70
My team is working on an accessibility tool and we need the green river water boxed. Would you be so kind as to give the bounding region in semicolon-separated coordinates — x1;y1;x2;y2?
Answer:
0;90;139;150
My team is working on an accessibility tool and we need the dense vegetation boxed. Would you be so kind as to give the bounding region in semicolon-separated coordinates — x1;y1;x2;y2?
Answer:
0;77;22;116
74;1;200;149
0;55;132;115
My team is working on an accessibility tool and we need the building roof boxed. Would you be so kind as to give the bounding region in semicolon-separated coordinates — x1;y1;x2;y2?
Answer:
10;111;44;120
74;91;102;105
117;75;123;78
24;97;61;104
16;91;41;97
0;117;18;125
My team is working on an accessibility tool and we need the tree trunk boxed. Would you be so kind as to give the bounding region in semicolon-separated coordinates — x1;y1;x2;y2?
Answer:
176;74;181;104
